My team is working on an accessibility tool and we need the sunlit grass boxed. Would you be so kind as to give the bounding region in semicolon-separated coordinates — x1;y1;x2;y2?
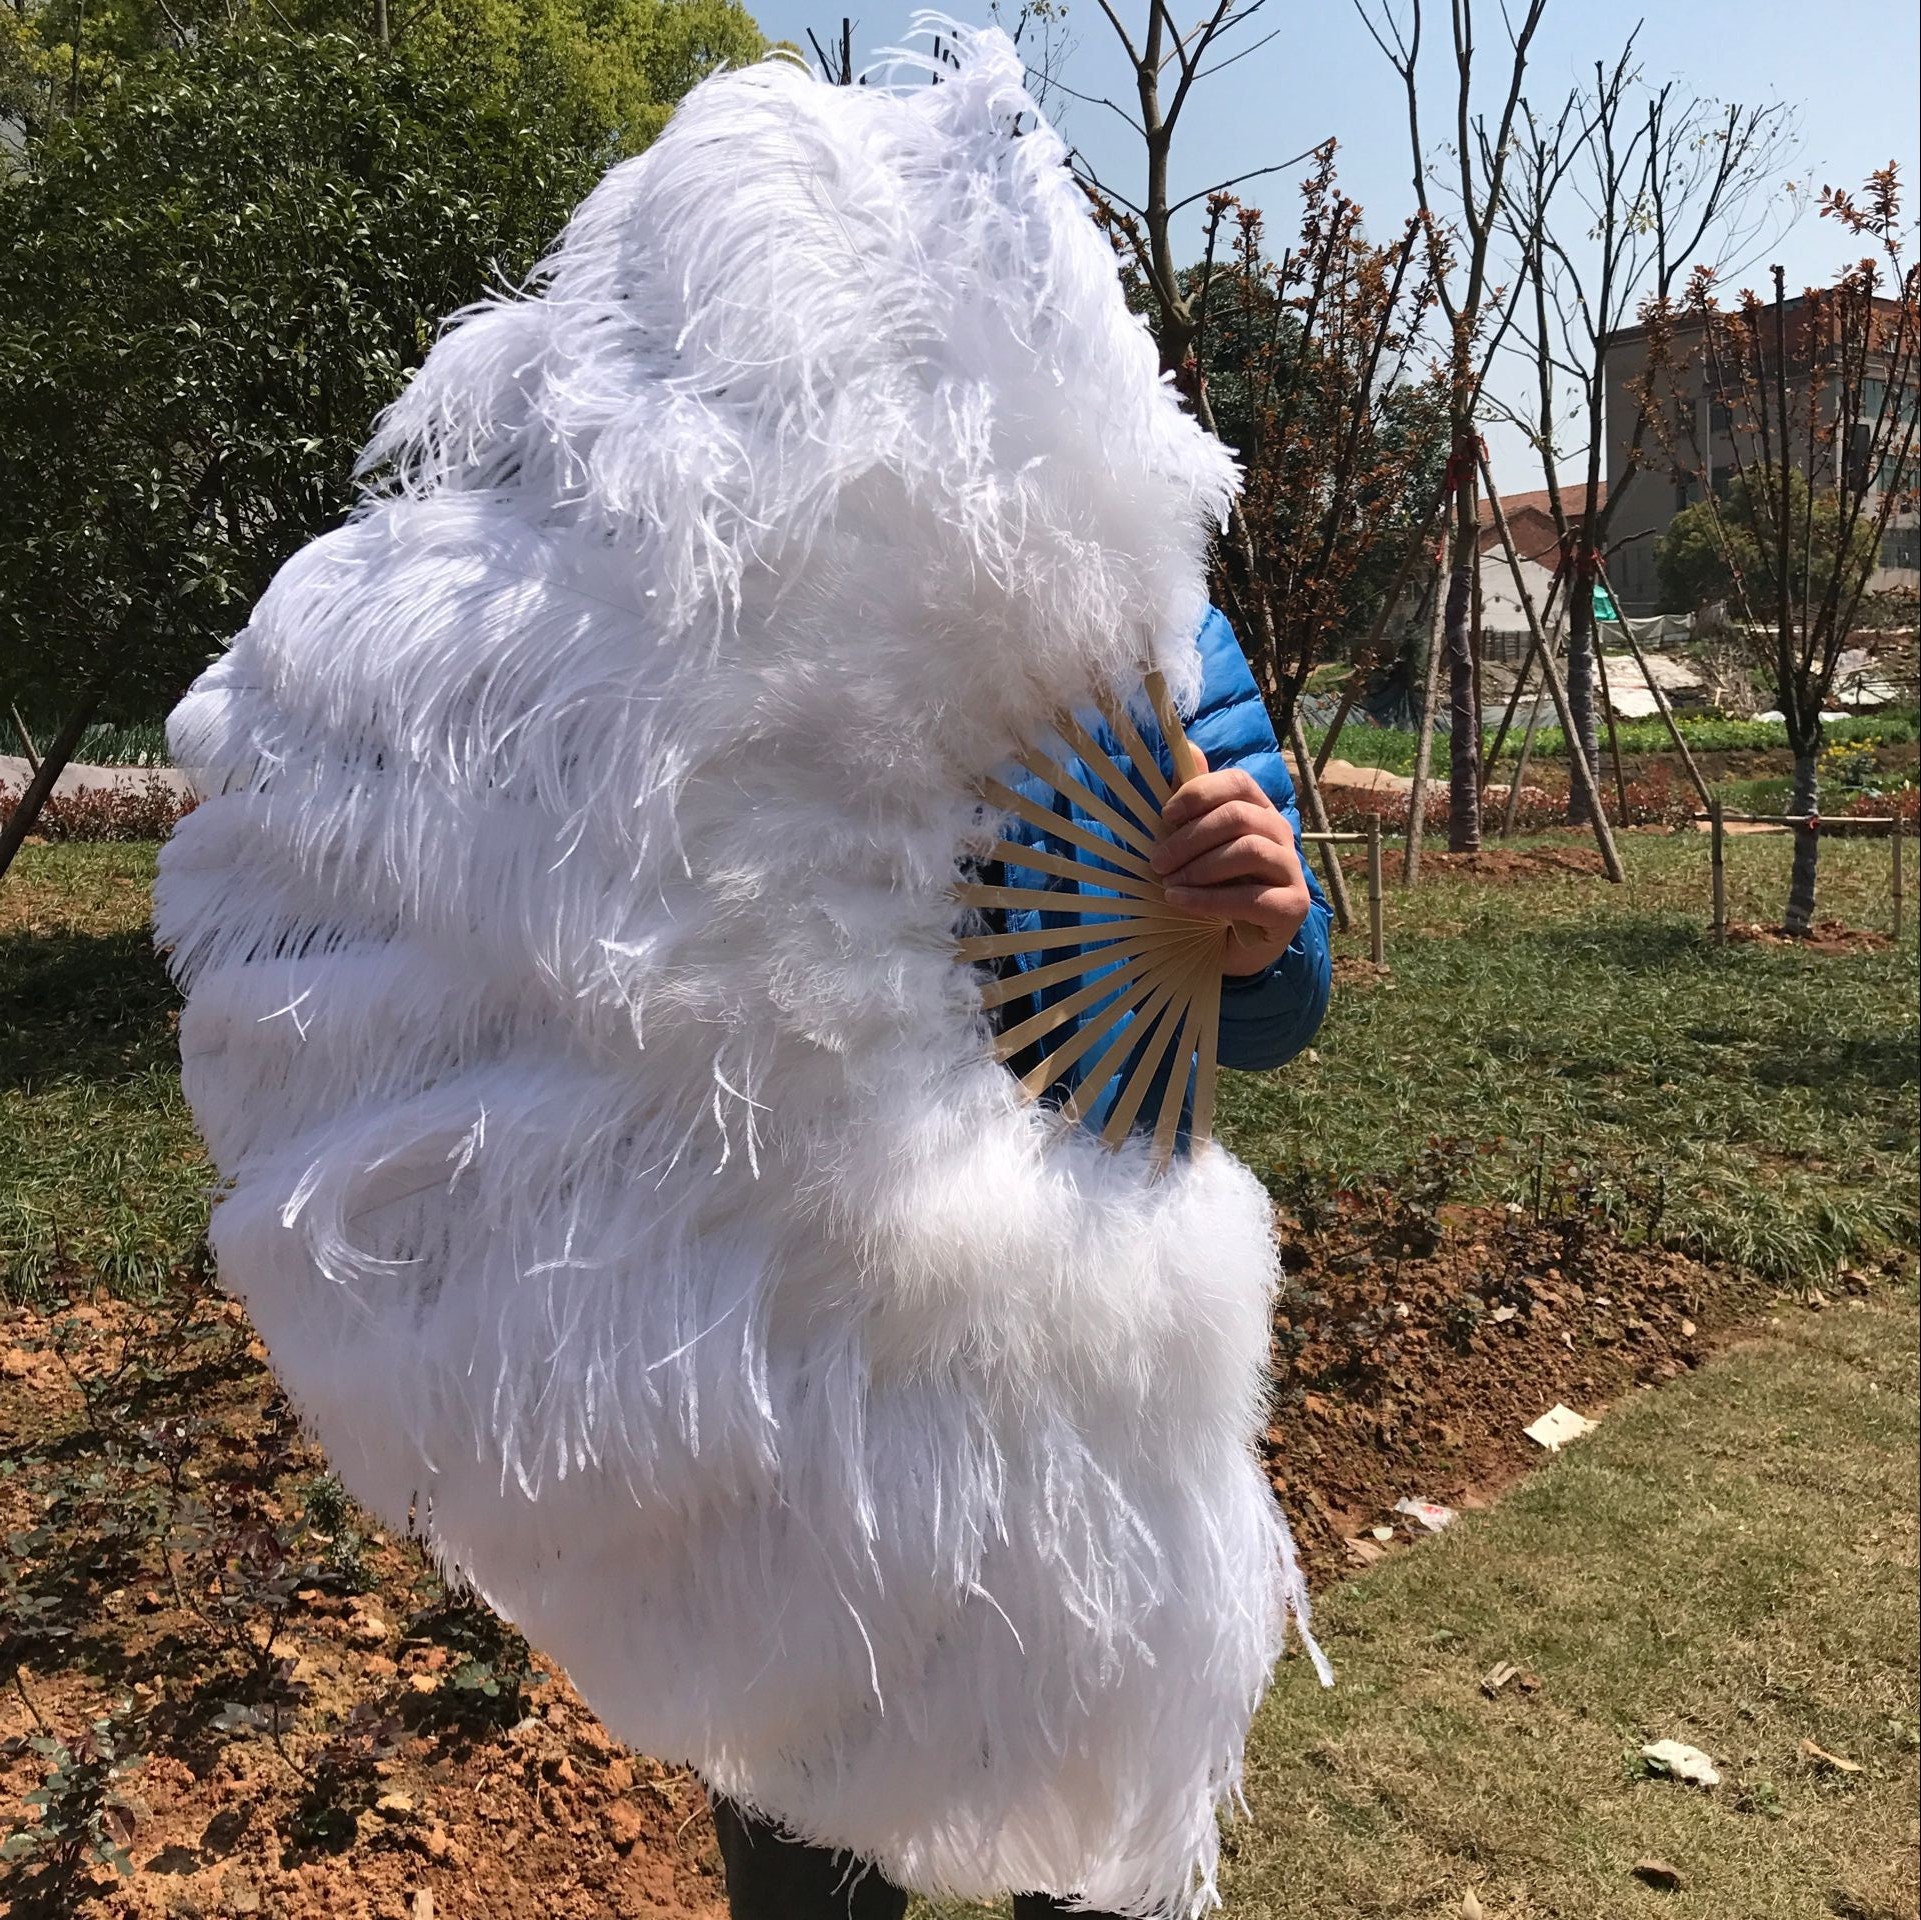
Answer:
1;844;206;1300
3;832;1916;1299
1219;829;1919;1281
917;1294;1919;1919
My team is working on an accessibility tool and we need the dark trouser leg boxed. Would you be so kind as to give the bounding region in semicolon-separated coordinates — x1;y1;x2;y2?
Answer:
708;1793;910;1920
1011;1898;1129;1919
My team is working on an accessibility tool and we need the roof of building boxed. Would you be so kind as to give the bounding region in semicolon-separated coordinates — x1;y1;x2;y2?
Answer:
1598;290;1906;350
1475;483;1606;527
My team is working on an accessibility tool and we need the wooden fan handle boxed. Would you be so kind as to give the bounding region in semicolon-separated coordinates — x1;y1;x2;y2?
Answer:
1143;669;1204;786
1142;668;1261;951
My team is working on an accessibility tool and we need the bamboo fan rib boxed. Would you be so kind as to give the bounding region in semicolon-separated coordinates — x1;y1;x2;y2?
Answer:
957;670;1228;1172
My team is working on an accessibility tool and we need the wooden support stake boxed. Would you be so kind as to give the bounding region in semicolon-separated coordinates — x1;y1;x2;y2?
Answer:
1592;619;1632;826
1475;447;1623;882
1893;823;1905;942
1709;798;1727;944
1286;709;1355;933
1366;813;1385;967
9;705;41;774
1594;559;1713;813
1469;495;1486;781
1500;635;1558;839
1480;631;1536;795
1482;575;1565;798
1315;486;1451;778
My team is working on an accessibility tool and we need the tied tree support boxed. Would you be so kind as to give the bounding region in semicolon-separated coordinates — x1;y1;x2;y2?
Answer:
1444;435;1484;854
1401;545;1448;886
1477;445;1622;881
1478;570;1564;804
1593;555;1714;813
1313;482;1452;779
1561;540;1605;827
0;682;108;881
1584;558;1631;826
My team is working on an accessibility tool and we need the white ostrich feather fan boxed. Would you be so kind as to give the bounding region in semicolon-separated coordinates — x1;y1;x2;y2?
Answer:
156;22;1327;1916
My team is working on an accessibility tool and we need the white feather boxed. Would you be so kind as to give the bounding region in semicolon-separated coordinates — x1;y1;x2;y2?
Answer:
157;27;1322;1917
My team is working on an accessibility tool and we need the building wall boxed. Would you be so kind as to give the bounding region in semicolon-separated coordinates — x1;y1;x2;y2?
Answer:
1601;305;1919;617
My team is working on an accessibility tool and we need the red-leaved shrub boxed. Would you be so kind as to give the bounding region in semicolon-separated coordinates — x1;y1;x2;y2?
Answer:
0;778;195;844
1841;786;1920;826
1315;762;1696;835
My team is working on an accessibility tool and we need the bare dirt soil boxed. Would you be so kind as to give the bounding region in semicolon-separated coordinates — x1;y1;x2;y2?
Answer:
3;1216;1899;1918
1420;845;1607;881
1725;919;1893;954
0;1285;728;1920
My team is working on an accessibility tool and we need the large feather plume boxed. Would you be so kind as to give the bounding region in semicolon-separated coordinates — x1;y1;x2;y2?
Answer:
156;24;1323;1915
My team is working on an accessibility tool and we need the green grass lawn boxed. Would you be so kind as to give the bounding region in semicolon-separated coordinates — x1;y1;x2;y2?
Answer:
5;838;1917;1920
916;1294;1918;1920
1223;1292;1921;1919
1222;829;1919;1281
3;833;1916;1299
0;844;206;1299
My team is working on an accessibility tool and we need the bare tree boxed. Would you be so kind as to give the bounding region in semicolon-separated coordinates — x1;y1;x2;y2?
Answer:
1058;0;1382;922
1640;169;1918;931
1357;0;1551;854
1493;40;1798;823
1186;158;1442;742
1053;2;1309;380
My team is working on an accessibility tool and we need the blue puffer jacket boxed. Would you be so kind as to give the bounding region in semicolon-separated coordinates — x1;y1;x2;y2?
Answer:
988;607;1332;1134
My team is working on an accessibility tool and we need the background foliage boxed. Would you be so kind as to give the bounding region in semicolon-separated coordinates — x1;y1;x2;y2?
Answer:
0;0;760;737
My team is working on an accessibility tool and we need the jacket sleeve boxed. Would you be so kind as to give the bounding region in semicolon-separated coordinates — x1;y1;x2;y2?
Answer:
1181;609;1333;1073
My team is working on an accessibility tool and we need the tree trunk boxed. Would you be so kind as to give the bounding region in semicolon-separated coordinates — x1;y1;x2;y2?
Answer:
0;690;105;882
1784;748;1819;935
1444;555;1480;852
1402;567;1446;885
1563;591;1602;826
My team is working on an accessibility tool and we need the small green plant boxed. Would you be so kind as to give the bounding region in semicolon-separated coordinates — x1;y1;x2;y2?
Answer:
285;1702;405;1852
0;1703;147;1896
1442;1290;1487;1349
299;1473;372;1593
402;1585;546;1733
301;1473;349;1537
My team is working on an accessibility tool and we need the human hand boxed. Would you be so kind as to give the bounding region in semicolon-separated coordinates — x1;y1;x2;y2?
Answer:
1149;749;1313;976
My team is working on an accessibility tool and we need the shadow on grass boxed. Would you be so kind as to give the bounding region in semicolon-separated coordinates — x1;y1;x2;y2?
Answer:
0;927;179;1088
1520;916;1709;974
1751;1031;1921;1096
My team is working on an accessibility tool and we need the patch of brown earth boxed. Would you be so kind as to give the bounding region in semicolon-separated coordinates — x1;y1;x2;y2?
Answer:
1724;919;1892;953
1421;845;1607;881
1329;957;1393;990
1257;1165;1905;1584
0;1286;726;1920
4;1227;1904;1913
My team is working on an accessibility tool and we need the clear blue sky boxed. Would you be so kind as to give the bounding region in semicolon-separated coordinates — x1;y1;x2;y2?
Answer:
735;0;1919;493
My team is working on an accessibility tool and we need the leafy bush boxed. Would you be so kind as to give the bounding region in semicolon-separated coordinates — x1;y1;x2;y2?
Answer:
1306;708;1920;772
1316;762;1698;835
0;779;193;843
0;1705;147;1893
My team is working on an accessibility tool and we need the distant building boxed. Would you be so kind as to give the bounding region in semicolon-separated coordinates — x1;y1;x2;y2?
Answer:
1600;293;1918;615
1470;485;1603;658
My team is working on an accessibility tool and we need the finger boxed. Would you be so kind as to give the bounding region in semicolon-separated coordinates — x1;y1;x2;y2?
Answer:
1162;880;1311;936
1153;796;1287;875
1264;812;1305;888
1162;834;1298;892
1152;790;1281;872
1158;764;1269;834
